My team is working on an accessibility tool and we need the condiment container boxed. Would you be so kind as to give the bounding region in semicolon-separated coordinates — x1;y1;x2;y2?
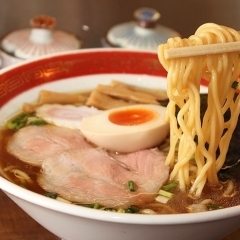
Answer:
0;15;83;68
102;7;180;51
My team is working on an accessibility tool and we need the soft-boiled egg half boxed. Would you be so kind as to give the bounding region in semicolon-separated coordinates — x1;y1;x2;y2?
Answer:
79;104;170;153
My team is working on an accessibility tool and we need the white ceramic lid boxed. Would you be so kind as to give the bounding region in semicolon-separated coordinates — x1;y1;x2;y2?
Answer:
0;15;83;60
106;8;180;51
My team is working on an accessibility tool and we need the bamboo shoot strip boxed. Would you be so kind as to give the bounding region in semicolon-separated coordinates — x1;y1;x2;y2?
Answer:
39;90;88;104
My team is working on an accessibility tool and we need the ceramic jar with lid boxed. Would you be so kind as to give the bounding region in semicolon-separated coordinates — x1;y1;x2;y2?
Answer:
0;15;83;68
102;7;180;51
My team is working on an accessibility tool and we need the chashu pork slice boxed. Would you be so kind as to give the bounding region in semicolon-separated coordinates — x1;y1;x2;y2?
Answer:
7;125;92;166
38;147;169;208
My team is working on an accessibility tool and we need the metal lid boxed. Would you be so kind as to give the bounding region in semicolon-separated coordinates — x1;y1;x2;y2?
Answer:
105;8;180;51
1;15;83;60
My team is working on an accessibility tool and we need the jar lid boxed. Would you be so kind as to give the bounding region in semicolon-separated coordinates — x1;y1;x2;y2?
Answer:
1;15;83;60
105;8;180;51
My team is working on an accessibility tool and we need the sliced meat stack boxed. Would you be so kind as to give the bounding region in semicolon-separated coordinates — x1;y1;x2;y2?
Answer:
7;125;169;208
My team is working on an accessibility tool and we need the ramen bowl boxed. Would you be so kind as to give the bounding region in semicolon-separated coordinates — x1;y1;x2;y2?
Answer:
0;49;239;240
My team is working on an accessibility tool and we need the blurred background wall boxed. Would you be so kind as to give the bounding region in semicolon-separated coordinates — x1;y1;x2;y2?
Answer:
0;0;239;48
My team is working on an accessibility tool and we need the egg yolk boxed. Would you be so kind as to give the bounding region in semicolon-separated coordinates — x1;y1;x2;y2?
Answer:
108;107;158;126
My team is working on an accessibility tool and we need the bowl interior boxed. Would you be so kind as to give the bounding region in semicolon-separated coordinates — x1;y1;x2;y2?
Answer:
0;48;239;226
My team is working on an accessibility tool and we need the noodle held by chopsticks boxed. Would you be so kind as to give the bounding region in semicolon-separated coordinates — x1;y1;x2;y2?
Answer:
158;23;240;196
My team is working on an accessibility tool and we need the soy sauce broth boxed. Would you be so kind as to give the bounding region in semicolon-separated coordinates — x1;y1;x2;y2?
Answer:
1;125;240;214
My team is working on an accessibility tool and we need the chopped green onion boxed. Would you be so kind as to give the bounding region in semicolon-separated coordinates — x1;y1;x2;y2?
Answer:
6;113;46;129
157;187;175;204
127;180;136;192
6;113;30;130
29;120;46;126
158;189;173;198
104;208;116;212
93;203;100;209
155;195;170;204
232;80;239;90
7;121;25;130
117;208;125;213
125;205;139;213
82;203;100;209
207;204;222;211
7;121;22;130
161;182;177;191
44;192;58;199
13;112;30;122
27;116;46;126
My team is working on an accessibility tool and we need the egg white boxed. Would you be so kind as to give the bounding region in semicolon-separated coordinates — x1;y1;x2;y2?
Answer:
79;104;170;153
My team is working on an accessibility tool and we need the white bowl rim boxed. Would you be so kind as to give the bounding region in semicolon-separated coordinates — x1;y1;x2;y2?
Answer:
0;48;240;226
1;175;240;225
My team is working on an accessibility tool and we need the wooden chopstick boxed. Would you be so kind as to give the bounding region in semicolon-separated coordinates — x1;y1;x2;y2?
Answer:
164;41;240;59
